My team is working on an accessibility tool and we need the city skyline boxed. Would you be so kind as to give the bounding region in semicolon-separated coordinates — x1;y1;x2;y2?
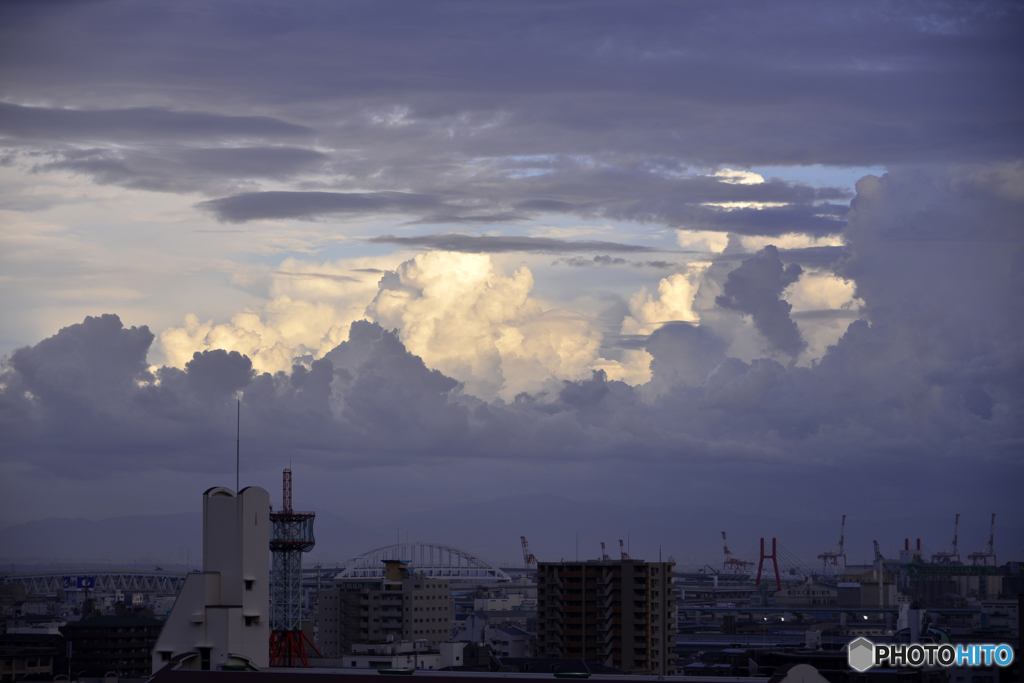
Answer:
0;2;1021;554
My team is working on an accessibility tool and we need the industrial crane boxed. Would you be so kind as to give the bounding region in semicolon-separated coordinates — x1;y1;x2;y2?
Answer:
619;539;631;560
968;514;997;566
722;531;754;573
520;536;538;569
932;513;962;564
600;542;612;561
817;514;847;570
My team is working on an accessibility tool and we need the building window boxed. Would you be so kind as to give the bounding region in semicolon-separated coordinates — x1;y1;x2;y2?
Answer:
245;580;254;591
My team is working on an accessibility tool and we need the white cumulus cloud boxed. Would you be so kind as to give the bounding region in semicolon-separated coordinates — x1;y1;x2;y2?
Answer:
621;265;709;336
366;251;606;400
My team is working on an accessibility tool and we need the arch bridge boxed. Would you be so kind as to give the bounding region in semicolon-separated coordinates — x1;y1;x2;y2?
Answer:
331;543;511;582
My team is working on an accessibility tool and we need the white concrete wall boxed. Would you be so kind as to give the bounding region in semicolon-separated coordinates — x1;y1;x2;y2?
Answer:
439;642;467;668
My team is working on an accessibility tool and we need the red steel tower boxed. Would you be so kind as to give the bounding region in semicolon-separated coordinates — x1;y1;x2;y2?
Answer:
269;469;320;666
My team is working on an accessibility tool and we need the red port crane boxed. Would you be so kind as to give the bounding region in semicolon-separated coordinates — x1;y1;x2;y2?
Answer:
722;531;754;573
817;514;847;570
520;536;537;569
968;514;997;566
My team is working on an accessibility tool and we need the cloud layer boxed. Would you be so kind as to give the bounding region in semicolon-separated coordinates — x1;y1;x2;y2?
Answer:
3;167;1021;531
1;2;1021;548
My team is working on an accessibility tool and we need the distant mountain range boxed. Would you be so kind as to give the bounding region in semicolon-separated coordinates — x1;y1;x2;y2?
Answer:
2;494;1020;573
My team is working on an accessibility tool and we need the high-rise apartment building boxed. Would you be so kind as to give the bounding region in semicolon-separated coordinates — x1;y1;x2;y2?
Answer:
317;560;451;657
536;559;675;675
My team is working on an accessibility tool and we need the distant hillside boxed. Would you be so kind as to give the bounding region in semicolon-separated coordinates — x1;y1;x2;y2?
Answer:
0;512;203;566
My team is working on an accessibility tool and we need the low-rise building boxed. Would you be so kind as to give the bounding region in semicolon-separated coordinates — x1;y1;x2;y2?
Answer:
342;640;440;670
773;581;838;608
485;625;534;658
0;633;65;681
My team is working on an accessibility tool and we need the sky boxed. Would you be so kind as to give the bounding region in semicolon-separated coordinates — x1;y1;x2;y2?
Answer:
1;1;1022;566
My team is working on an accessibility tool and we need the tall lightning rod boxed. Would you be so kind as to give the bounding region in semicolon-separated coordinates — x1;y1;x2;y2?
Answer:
236;399;240;492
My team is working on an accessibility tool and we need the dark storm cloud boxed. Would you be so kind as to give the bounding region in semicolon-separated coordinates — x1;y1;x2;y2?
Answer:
188;168;849;235
176;147;328;176
367;234;661;254
716;246;807;357
707;245;848;270
2;2;1021;167
4;314;153;407
4;1;1020;234
184;350;253;404
504;169;852;236
555;255;629;268
29;146;330;194
198;191;442;222
790;309;860;321
553;255;680;269
644;324;728;393
0;103;311;142
778;246;846;269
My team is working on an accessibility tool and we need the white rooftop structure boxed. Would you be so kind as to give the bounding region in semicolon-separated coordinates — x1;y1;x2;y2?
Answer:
151;486;270;672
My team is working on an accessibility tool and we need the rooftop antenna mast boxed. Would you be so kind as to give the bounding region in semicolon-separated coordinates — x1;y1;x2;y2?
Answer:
236;399;240;492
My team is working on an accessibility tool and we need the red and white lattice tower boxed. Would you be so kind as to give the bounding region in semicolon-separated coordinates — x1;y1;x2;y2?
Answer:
269;469;320;666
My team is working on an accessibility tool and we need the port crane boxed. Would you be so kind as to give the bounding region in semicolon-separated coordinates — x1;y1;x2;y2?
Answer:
968;514;997;566
520;536;538;569
619;539;631;560
816;514;847;571
932;513;962;564
722;531;754;573
600;542;612;561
